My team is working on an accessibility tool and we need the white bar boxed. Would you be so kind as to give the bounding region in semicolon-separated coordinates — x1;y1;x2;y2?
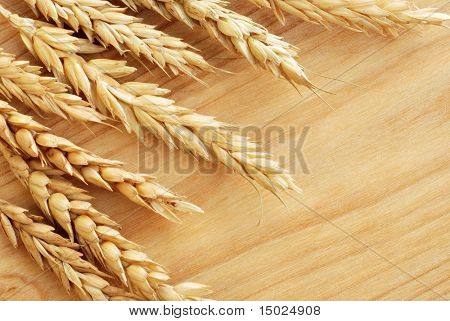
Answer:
0;301;448;321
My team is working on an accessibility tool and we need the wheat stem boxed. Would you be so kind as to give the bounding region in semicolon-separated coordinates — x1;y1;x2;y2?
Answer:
0;199;142;301
25;0;214;80
0;9;301;197
248;0;450;36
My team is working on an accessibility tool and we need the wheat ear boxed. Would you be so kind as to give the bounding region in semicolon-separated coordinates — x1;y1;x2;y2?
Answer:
0;101;203;222
121;0;314;90
0;144;210;300
248;0;450;36
25;0;213;80
0;49;108;125
0;199;143;301
61;56;301;195
0;10;300;196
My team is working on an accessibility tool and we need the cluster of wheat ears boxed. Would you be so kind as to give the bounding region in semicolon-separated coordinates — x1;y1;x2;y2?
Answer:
0;0;447;300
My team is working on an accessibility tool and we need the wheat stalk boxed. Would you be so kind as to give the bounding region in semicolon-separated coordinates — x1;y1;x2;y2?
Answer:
0;48;109;126
0;9;300;197
248;0;450;36
121;0;314;90
0;100;203;222
25;0;214;80
0;144;210;300
0;199;143;300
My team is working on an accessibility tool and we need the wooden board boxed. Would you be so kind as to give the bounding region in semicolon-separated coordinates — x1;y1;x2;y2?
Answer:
0;0;448;300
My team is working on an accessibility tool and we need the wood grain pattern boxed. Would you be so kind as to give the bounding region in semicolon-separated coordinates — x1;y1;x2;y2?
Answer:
0;0;448;301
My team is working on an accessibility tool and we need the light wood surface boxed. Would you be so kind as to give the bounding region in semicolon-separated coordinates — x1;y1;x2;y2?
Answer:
0;0;448;301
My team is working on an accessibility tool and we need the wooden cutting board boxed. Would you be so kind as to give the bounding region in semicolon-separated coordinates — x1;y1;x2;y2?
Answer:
0;0;448;300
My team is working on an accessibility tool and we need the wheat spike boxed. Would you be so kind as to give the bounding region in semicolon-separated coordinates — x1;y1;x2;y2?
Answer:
0;145;210;300
0;100;203;222
25;0;213;80
0;9;300;196
120;0;314;89
0;48;108;125
248;0;450;36
61;55;300;195
0;199;142;301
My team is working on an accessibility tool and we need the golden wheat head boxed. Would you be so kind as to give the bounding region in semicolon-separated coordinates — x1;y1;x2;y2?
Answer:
122;0;315;90
0;100;204;222
0;48;108;125
248;0;450;36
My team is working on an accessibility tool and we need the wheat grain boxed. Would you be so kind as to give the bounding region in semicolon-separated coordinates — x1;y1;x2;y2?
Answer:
0;150;211;300
248;0;450;36
25;0;213;80
0;199;142;300
0;100;203;222
121;0;314;90
0;8;300;196
0;48;109;125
